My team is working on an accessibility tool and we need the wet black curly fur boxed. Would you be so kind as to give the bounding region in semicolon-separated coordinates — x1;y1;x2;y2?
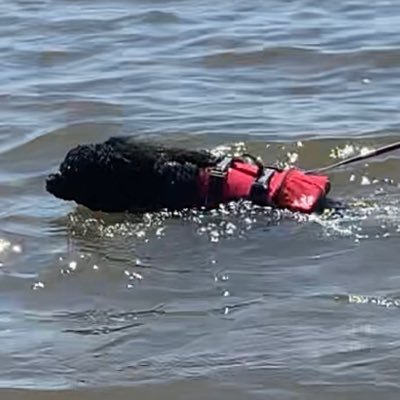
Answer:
46;136;218;212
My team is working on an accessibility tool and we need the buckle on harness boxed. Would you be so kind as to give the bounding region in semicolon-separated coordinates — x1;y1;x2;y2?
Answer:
249;167;275;205
205;156;233;206
209;156;232;178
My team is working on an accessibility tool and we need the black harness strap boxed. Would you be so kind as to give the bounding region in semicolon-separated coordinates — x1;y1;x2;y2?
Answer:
249;167;276;205
205;156;233;206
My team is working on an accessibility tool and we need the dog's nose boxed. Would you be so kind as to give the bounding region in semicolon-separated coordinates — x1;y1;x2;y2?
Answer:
46;172;65;197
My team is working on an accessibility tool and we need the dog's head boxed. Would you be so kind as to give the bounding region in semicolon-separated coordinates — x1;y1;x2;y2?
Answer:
46;139;165;212
46;144;101;205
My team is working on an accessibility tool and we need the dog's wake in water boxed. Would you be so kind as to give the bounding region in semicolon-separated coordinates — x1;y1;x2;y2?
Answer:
310;191;400;240
65;188;400;243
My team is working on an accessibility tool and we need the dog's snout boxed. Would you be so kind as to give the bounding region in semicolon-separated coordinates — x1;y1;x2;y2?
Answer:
46;172;67;198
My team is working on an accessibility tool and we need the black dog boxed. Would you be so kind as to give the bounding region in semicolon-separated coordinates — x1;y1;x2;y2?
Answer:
46;136;334;214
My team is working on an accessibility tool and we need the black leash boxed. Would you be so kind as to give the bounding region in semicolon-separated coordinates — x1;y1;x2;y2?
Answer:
306;140;400;174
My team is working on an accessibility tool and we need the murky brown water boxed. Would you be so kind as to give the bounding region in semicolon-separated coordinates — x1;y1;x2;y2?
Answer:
1;0;400;399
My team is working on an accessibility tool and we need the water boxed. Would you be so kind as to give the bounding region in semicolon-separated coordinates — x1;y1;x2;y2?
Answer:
1;0;400;398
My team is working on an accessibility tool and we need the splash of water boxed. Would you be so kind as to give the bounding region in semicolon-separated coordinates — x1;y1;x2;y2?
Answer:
336;293;400;309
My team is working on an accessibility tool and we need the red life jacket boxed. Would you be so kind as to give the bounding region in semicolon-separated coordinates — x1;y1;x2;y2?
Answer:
197;157;330;214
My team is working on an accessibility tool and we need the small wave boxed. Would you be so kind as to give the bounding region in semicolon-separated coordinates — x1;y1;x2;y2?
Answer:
138;10;182;24
0;121;121;171
58;304;165;336
202;45;400;69
203;46;318;68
